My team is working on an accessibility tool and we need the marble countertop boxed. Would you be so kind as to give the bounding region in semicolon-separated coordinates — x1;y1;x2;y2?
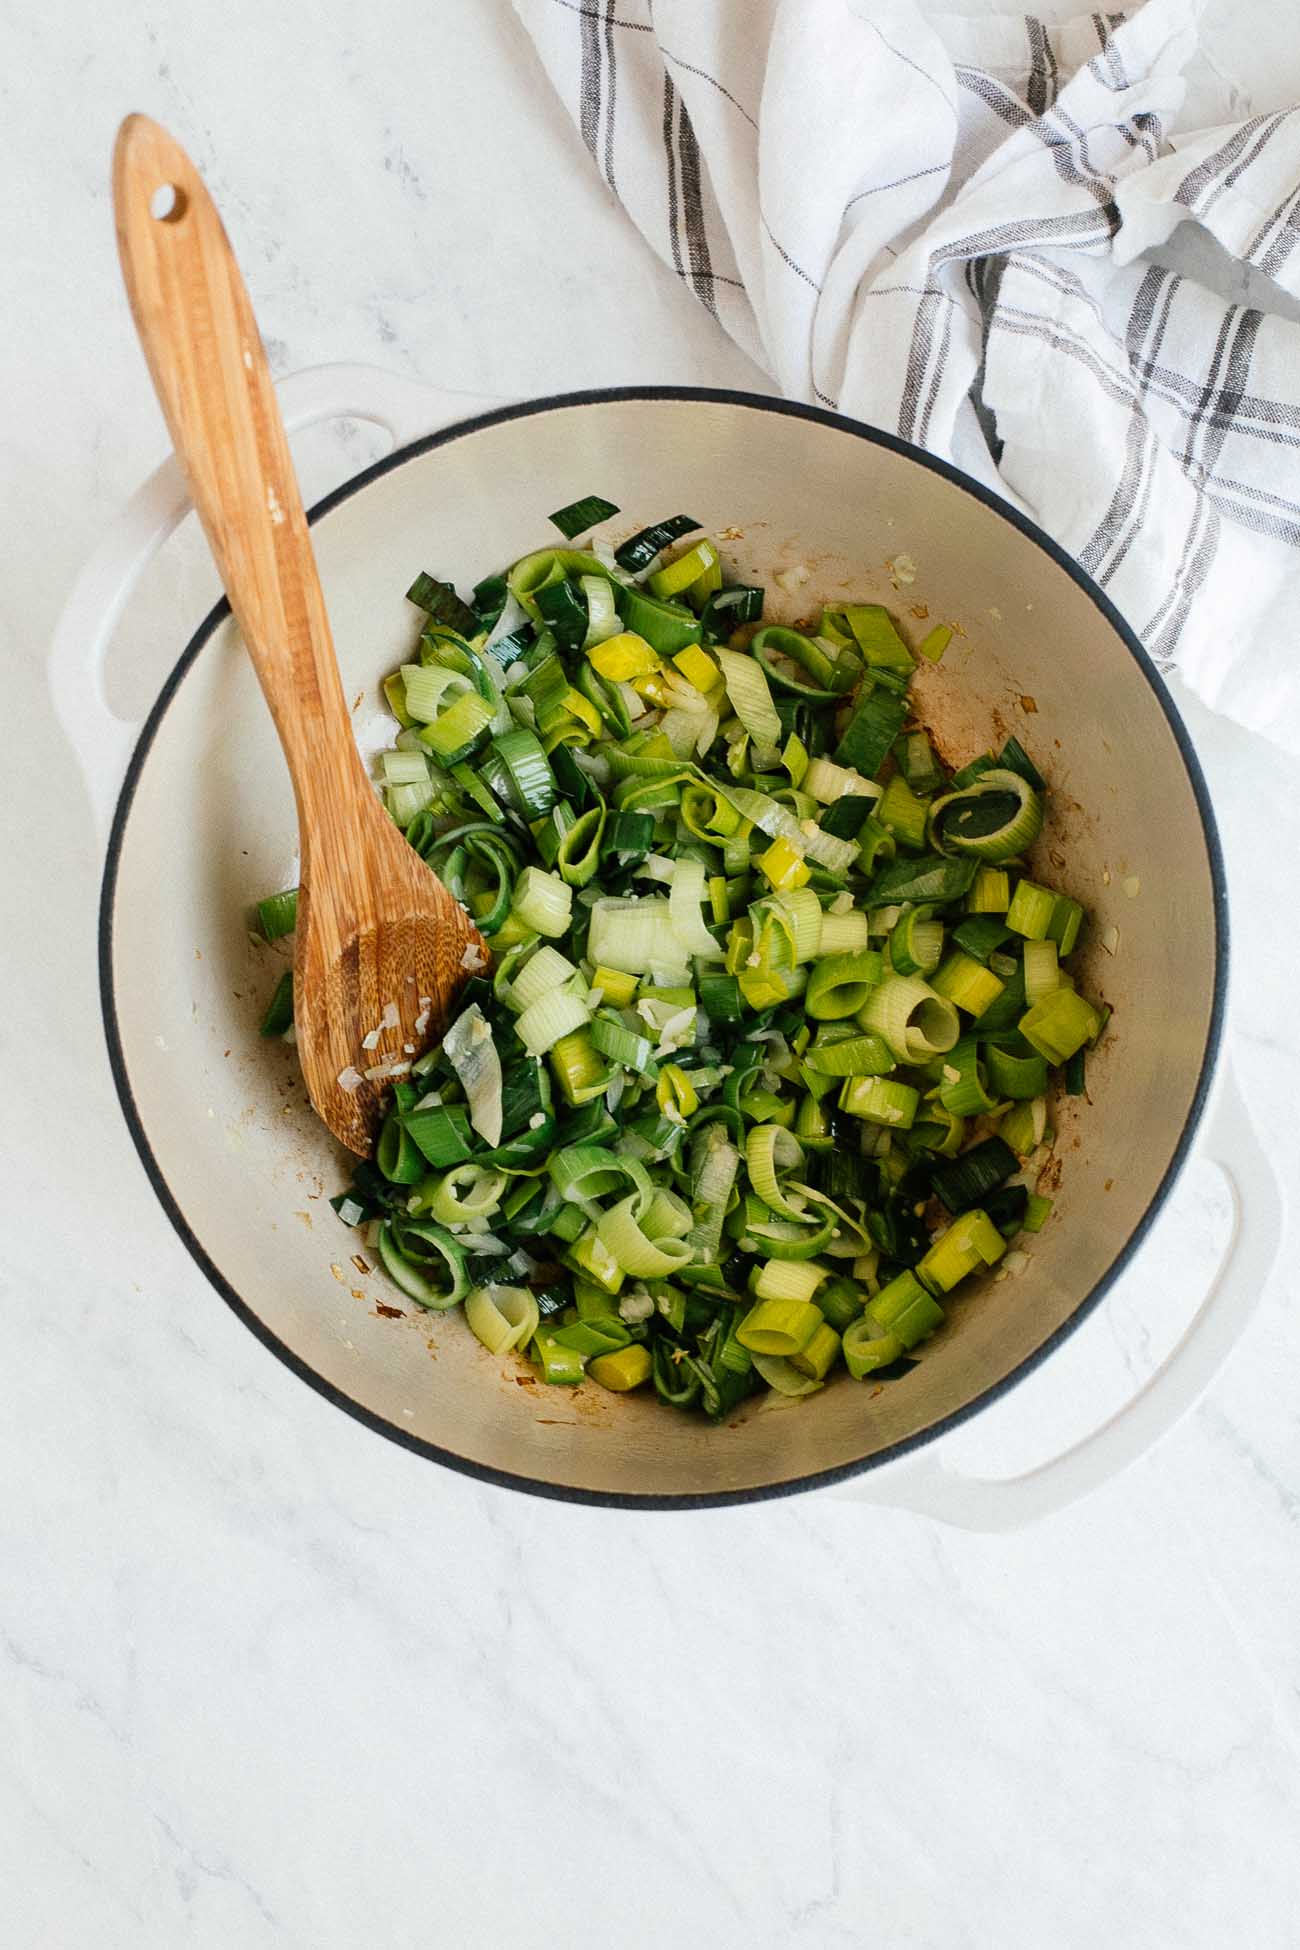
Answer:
6;4;1299;1944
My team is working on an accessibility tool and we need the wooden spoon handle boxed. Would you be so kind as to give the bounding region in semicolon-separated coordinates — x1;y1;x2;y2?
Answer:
112;114;364;825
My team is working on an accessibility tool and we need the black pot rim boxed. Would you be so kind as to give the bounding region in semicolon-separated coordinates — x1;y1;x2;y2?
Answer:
99;384;1229;1510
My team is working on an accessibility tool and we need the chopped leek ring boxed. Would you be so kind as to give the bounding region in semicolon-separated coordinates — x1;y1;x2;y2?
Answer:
803;1030;894;1077
967;867;1011;913
889;909;944;978
508;944;578;1013
803;757;881;805
929;768;1043;862
1023;937;1061;1005
750;625;840;701
999;1095;1050;1156
589;1344;654;1391
256;888;299;941
515;986;591;1057
597;1194;694;1276
818;910;871;957
531;1326;587;1384
930;951;1005;1019
649;538;720;602
843;1321;906;1379
589;631;661;681
580;575;622;649
443;1006;504;1148
737;1295;825;1354
511;867;573;939
806;950;884;1021
673;643;721;692
758;836;811;892
917;1209;1006;1292
300;512;1101;1423
259;968;294;1037
588;897;677;976
750;1353;824;1397
716;648;783;766
785;1321;842;1380
876;775;930;851
614;514;702;572
745;1124;809;1221
1005;878;1058;940
466;1285;539;1355
424;1164;507;1227
936;1037;997;1117
838;1075;919;1128
377;1220;468;1311
1019;988;1102;1063
859;973;960;1064
866;1270;944;1348
985;1043;1049;1100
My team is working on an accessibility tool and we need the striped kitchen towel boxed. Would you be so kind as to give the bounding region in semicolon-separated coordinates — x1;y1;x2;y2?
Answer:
511;0;1300;753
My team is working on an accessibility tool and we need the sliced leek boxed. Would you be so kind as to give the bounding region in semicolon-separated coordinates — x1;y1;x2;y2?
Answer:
928;768;1043;861
288;501;1104;1420
859;974;960;1064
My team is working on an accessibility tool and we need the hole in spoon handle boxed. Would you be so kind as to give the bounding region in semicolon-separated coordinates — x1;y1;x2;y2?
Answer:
150;182;187;222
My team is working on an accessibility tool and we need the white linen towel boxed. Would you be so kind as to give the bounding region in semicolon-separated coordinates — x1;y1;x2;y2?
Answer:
512;0;1300;754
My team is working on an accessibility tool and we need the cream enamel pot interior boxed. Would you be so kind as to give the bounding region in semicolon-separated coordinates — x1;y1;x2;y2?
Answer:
54;370;1284;1523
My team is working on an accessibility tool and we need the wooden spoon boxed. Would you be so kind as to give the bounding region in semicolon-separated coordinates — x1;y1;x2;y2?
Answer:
113;114;487;1156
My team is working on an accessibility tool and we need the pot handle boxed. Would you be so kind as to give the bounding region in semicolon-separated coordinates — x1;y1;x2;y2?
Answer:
834;1057;1284;1530
49;362;504;842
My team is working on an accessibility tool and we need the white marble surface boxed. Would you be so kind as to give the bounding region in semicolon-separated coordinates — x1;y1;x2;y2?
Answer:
5;3;1300;1945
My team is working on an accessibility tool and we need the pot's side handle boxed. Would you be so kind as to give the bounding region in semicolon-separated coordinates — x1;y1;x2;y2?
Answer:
833;1057;1284;1531
50;363;505;844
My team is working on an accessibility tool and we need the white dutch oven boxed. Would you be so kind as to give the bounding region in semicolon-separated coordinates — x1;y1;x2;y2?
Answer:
53;368;1283;1524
